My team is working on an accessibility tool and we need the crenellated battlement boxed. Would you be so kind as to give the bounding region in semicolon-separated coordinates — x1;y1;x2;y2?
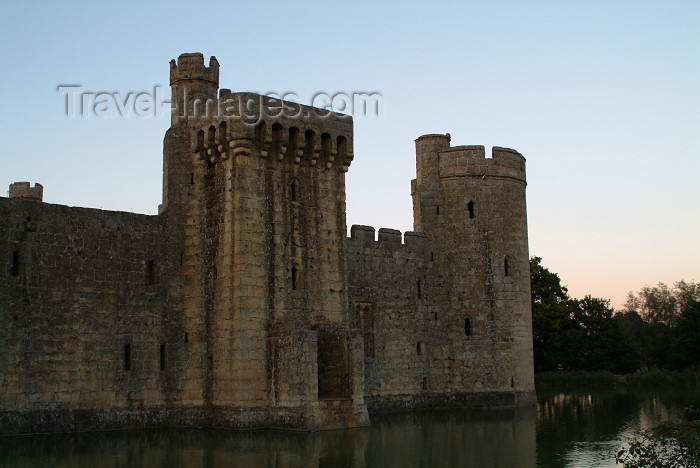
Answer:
169;53;220;126
438;144;526;183
169;53;355;172
186;94;354;172
347;225;425;252
414;133;526;188
169;53;219;86
9;182;43;201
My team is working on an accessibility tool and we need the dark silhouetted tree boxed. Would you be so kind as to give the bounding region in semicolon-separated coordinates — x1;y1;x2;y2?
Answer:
530;257;640;373
530;256;573;372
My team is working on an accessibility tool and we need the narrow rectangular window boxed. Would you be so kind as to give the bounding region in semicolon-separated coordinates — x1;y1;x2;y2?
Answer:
417;280;422;299
11;251;19;276
291;266;299;290
363;305;375;358
190;173;194;185
184;332;189;343
124;344;131;371
145;260;155;285
290;181;297;202
159;344;166;371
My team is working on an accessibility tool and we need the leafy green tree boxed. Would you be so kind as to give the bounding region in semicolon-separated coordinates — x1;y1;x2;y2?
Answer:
673;300;700;370
530;257;641;373
569;296;615;370
529;256;572;372
531;258;698;373
621;281;700;370
563;296;639;373
615;310;658;370
676;281;700;317
569;295;639;373
624;281;700;327
626;283;677;326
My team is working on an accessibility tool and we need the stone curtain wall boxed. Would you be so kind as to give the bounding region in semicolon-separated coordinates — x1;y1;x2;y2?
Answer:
0;198;189;433
347;225;430;410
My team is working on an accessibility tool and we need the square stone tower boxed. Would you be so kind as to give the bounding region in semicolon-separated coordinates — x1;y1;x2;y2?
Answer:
161;53;369;429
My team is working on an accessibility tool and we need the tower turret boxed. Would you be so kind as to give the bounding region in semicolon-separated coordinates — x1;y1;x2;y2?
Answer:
169;53;219;125
161;52;368;430
412;133;451;233
412;134;535;406
9;182;43;202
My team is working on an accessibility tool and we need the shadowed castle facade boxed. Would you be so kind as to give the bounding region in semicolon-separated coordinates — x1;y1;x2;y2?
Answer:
0;53;535;434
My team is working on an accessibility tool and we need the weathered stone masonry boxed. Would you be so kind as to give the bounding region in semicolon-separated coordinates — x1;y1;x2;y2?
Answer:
0;53;535;434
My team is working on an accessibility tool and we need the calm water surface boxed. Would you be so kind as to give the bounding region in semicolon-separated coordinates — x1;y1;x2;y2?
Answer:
1;389;697;467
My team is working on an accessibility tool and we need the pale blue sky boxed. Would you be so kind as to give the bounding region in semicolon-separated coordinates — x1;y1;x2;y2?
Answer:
1;0;698;307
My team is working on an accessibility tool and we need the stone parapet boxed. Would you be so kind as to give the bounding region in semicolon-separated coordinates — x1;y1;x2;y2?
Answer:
9;182;43;201
348;225;425;253
438;145;526;183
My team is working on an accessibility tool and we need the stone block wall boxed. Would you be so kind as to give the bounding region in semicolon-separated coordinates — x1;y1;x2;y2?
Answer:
347;225;430;408
412;134;535;405
0;197;189;432
8;182;43;202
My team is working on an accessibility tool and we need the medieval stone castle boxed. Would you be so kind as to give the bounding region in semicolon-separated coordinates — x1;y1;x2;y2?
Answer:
0;53;535;434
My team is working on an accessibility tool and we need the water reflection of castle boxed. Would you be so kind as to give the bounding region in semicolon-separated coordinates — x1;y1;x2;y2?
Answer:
0;407;538;466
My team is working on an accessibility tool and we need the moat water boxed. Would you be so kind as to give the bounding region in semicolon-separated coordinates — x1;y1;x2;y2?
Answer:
1;389;697;467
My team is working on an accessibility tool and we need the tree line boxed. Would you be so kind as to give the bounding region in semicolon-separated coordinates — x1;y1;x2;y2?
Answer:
530;256;700;374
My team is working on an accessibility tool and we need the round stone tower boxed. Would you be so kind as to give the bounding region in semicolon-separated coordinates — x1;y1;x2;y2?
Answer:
411;133;535;406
